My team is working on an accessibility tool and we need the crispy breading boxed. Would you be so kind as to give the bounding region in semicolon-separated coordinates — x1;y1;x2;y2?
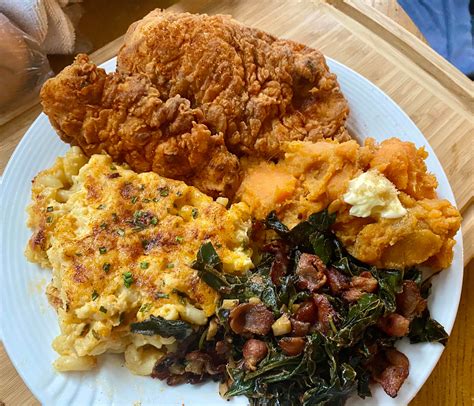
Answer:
40;11;349;199
40;54;241;198
236;138;461;270
118;11;350;159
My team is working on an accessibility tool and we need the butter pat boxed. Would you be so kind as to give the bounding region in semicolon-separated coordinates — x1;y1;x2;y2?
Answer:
343;170;407;219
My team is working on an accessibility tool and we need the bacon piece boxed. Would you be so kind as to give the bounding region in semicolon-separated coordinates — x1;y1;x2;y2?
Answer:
263;240;290;285
185;350;226;376
290;318;310;337
396;281;427;321
294;301;318;324
313;294;338;333
242;339;268;370
377;314;410;337
342;271;378;302
369;349;409;398
325;267;350;294
295;253;327;292
229;303;274;336
278;337;306;356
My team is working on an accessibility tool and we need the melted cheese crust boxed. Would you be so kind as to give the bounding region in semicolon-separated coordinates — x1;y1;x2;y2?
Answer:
26;147;252;373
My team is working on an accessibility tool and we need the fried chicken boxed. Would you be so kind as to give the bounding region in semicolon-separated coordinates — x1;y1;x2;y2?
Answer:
236;138;461;270
118;11;349;159
41;11;349;198
40;54;240;198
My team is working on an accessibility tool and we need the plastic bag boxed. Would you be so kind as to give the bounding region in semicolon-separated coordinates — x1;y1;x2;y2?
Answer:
0;13;53;124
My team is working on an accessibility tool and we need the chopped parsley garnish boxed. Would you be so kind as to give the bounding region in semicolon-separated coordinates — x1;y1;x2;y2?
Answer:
46;206;53;212
151;216;158;225
92;290;99;301
100;222;108;229
176;191;183;197
110;164;116;170
112;213;118;221
103;263;111;273
97;204;106;210
139;303;152;313
75;252;82;257
166;263;174;269
143;198;150;203
140;261;149;269
46;216;53;223
123;271;134;288
99;247;107;255
141;239;149;250
152;198;159;203
155;292;169;299
131;196;138;204
159;187;169;197
140;184;145;191
191;208;199;219
175;236;184;243
99;306;108;313
91;329;101;340
117;228;125;237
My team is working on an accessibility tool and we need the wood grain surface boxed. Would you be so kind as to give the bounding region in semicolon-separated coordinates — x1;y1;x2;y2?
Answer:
0;1;472;405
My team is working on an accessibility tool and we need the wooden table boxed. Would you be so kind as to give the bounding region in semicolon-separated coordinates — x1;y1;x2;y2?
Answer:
1;1;472;405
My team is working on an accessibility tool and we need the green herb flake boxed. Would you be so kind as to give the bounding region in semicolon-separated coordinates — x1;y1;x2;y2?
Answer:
46;206;54;212
191;208;199;219
155;292;169;299
159;187;169;197
97;204;106;210
166;263;174;269
175;236;184;244
139;303;152;313
99;306;108;314
152;198;159;203
100;222;108;229
102;263;111;273
91;329;101;340
110;164;117;170
140;261;149;270
99;247;107;255
92;290;99;301
131;196;138;204
112;213;118;221
117;228;125;237
123;271;134;288
142;198;150;203
46;216;53;223
75;252;82;257
150;217;158;225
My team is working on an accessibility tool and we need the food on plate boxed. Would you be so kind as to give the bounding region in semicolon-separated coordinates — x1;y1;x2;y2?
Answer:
118;11;350;158
236;138;461;269
40;54;241;199
25;147;252;373
152;212;449;403
25;9;463;406
40;11;350;198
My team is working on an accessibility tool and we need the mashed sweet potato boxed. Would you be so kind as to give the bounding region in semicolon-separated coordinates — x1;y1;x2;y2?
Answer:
236;138;461;270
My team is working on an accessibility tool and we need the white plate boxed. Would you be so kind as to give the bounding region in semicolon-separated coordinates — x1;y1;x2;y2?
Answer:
0;57;463;406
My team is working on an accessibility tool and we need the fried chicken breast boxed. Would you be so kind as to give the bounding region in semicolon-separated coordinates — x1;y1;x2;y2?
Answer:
40;54;241;198
118;11;350;159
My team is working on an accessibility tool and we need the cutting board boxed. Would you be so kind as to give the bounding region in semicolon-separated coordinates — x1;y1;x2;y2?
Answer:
0;1;472;405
